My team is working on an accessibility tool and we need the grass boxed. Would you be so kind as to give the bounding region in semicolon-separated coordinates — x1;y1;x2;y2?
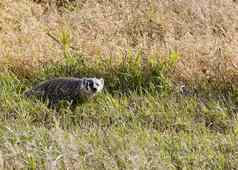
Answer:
0;54;237;169
1;0;237;84
0;0;237;169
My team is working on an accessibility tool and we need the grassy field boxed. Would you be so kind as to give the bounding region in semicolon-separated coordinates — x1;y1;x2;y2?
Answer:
0;0;238;169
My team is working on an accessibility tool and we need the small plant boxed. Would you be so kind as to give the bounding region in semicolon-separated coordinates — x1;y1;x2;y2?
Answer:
59;29;72;52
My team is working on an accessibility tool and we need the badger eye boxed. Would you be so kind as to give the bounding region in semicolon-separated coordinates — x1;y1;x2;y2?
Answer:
95;83;99;86
87;81;94;88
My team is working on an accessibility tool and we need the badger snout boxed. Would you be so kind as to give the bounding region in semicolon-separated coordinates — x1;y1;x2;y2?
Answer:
92;87;97;92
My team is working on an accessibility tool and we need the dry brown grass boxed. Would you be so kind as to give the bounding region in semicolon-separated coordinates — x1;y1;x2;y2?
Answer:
0;0;237;85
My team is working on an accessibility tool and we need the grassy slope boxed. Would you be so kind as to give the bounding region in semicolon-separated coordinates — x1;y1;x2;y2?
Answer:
0;56;237;169
0;0;237;169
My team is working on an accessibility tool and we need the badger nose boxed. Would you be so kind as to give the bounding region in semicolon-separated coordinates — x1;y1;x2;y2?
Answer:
92;88;97;92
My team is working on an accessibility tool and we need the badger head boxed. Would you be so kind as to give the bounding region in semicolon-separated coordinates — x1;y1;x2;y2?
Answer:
83;78;104;96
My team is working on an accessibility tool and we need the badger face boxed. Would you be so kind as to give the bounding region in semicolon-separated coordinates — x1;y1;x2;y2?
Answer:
84;78;104;95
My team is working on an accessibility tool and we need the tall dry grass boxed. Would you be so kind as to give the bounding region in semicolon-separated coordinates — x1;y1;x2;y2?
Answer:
0;0;237;86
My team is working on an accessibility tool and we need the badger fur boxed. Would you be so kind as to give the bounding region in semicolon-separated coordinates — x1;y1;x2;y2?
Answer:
24;77;104;109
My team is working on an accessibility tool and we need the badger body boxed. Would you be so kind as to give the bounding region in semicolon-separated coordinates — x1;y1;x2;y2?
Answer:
24;77;104;109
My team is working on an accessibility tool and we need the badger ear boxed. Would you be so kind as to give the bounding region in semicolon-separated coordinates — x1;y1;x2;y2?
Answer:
83;78;87;85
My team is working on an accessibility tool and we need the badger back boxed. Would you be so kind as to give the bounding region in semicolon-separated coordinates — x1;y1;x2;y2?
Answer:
24;79;55;98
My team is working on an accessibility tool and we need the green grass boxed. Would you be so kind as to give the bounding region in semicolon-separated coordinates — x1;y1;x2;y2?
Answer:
0;54;237;169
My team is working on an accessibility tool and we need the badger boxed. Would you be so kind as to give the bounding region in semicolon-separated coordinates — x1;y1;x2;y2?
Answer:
24;77;104;110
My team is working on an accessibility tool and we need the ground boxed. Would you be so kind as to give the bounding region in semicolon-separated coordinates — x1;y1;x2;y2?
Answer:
0;0;237;169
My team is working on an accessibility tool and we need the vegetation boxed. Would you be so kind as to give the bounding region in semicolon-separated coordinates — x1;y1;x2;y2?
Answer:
0;0;237;169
